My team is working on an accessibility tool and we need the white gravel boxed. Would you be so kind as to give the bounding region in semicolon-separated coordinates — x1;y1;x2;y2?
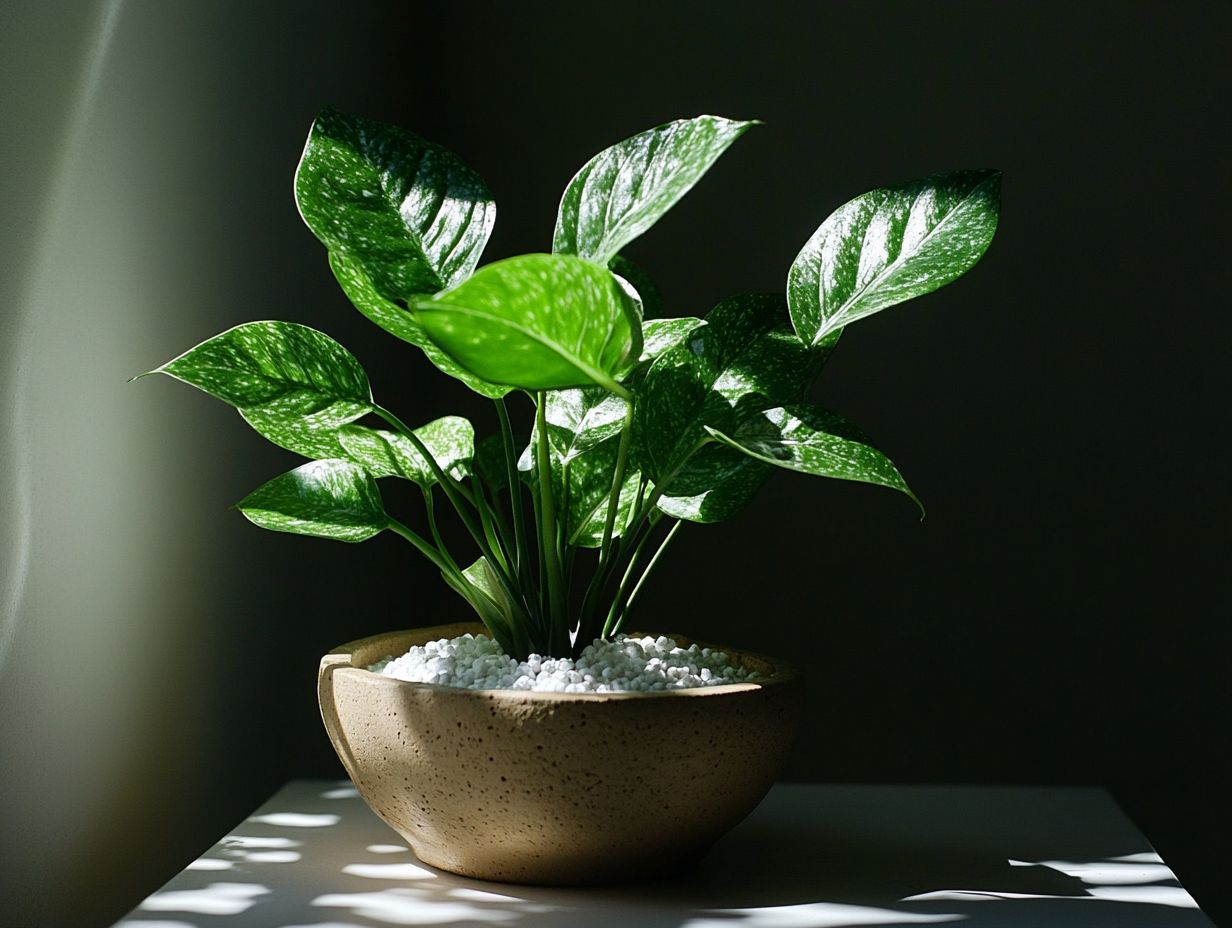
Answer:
369;633;760;692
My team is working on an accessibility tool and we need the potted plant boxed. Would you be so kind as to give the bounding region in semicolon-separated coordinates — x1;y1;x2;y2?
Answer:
142;107;1000;884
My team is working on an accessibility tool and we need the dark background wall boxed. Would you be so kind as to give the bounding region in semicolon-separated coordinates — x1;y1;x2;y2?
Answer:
2;2;1228;925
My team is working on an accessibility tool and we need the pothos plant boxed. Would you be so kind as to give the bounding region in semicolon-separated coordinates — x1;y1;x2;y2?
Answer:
143;108;1000;661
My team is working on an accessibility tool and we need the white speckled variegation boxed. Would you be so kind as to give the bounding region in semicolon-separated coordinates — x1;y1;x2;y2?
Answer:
295;107;495;300
707;405;921;514
328;251;511;399
236;459;387;543
152;321;373;458
553;116;756;266
789;170;1000;345
338;416;473;487
633;295;838;523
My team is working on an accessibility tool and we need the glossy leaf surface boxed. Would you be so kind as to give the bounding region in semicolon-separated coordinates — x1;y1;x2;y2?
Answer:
553;116;756;266
517;388;639;546
330;252;511;398
413;254;642;394
789;170;1000;344
296;107;495;298
338;416;473;485
236;459;387;542
633;294;827;485
151;321;373;457
707;404;921;512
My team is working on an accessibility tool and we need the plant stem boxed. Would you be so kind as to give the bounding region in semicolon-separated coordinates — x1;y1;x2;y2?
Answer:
495;398;530;585
373;404;513;586
420;486;459;574
597;401;635;557
611;518;682;637
387;517;455;576
601;515;658;638
535;393;568;650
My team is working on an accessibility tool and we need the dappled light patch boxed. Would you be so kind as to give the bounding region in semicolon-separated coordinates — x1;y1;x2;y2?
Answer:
248;811;339;827
342;861;436;880
680;902;961;928
311;888;525;925
139;882;269;915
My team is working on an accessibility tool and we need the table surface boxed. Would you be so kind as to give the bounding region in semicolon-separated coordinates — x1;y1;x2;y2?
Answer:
116;780;1213;928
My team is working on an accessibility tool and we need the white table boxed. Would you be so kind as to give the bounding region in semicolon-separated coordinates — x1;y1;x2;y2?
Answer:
116;780;1213;927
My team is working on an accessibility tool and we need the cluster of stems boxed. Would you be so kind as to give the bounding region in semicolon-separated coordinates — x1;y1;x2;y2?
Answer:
376;394;681;661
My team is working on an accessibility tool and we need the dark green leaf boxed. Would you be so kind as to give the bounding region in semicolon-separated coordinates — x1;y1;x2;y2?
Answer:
330;251;511;398
639;317;703;364
338;416;473;485
789;170;1000;345
706;404;921;512
561;439;641;546
413;254;642;395
474;433;513;491
656;446;770;523
236;459;387;542
633;294;823;486
296;106;494;298
553;116;757;266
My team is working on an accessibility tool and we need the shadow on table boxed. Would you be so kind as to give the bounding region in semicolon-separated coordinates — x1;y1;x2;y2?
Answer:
116;783;1207;928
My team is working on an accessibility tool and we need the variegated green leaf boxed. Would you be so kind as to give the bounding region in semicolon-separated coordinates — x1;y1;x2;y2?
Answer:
148;322;373;455
639;317;703;364
240;405;358;460
656;446;770;523
296;106;495;299
338;416;473;486
789;170;1000;345
413;254;642;395
518;388;639;547
329;251;511;398
236;459;387;542
633;294;827;485
561;440;641;546
706;404;921;512
553;116;757;266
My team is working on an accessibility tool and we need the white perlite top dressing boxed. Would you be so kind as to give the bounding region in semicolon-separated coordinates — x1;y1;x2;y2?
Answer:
369;633;760;692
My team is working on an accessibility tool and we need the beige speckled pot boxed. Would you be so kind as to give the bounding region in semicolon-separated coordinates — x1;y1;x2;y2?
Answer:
318;622;802;885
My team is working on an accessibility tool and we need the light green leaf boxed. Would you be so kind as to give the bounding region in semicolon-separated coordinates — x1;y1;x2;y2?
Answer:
236;459;387;542
462;556;511;614
706;404;921;513
148;322;373;455
413;254;642;395
295;106;495;298
329;251;511;398
789;170;1000;345
553;116;757;266
338;416;473;486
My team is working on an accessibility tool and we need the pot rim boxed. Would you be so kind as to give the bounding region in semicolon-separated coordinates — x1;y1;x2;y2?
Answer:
320;622;800;702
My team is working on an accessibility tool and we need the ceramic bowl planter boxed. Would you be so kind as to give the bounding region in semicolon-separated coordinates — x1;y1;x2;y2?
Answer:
318;622;802;885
